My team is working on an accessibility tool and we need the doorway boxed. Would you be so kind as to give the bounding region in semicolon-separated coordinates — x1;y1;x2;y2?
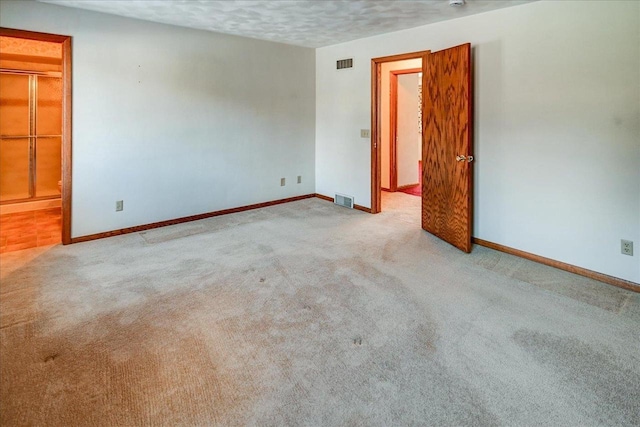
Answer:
371;44;473;252
0;28;72;251
390;68;422;196
371;50;428;214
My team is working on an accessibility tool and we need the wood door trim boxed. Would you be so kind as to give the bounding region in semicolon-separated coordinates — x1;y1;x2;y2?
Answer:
371;59;381;212
371;51;429;213
389;72;398;191
61;36;72;244
373;51;432;63
391;68;422;76
473;238;640;293
389;67;422;191
0;27;72;244
0;28;69;43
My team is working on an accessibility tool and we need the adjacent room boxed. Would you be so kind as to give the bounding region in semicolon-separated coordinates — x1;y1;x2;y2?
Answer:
1;0;638;425
380;58;423;200
0;35;63;252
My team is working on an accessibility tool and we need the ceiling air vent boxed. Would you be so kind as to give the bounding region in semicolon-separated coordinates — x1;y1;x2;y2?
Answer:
336;58;353;70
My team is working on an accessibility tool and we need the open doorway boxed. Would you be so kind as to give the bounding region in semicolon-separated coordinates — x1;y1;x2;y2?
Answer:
389;68;422;197
371;50;428;214
0;28;72;252
372;45;473;252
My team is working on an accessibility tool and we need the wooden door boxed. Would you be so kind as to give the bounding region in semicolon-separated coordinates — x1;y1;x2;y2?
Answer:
421;43;472;252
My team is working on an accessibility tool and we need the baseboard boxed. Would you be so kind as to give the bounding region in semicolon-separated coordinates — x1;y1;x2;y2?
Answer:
68;196;636;291
70;194;316;244
314;193;372;213
315;193;333;202
472;238;639;293
396;183;419;190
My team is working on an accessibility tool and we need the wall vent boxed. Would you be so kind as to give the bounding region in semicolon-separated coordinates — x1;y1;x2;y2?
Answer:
336;58;353;70
334;193;354;209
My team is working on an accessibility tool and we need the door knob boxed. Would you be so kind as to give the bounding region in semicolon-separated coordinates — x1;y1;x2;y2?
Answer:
456;155;474;163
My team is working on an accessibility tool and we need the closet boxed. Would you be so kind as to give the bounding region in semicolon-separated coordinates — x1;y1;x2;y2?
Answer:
0;71;62;203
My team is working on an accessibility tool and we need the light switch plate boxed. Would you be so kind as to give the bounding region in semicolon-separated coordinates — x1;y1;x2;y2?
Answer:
360;129;370;138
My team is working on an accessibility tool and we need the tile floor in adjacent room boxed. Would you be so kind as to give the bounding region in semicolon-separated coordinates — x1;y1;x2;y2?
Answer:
0;207;61;253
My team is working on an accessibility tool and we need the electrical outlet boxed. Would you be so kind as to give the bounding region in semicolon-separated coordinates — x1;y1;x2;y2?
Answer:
116;200;123;212
621;239;633;256
360;129;370;138
280;178;286;186
297;175;302;184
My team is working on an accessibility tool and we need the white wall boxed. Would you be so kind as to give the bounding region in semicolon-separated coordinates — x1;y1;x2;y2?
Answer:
316;1;640;283
0;0;315;238
396;73;420;187
380;58;421;189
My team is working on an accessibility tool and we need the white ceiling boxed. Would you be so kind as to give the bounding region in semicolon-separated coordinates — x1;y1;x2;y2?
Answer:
39;0;535;48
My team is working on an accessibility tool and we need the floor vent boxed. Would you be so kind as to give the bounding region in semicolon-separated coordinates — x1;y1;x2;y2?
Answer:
336;58;353;70
334;193;354;209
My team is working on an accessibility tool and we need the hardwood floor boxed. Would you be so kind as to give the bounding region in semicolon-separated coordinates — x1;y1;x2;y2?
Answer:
0;207;61;253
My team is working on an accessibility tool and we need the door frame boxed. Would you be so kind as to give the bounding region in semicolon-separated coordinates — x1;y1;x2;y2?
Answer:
371;50;429;213
389;67;422;192
1;27;72;244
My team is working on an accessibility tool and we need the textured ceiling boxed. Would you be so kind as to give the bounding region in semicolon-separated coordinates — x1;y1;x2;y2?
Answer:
39;0;535;48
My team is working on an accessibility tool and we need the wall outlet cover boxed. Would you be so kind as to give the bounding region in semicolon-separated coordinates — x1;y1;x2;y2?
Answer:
621;239;633;256
297;175;302;184
116;200;123;212
280;178;286;186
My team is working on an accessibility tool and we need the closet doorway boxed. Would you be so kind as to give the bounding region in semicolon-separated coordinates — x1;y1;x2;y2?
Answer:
0;28;72;251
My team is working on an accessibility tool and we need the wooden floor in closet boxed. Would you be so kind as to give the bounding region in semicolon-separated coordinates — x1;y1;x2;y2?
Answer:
0;207;61;253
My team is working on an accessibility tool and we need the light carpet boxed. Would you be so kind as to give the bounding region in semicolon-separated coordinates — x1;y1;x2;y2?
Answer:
1;193;638;426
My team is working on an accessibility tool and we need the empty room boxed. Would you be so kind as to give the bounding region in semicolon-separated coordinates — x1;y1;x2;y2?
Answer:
0;0;638;425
